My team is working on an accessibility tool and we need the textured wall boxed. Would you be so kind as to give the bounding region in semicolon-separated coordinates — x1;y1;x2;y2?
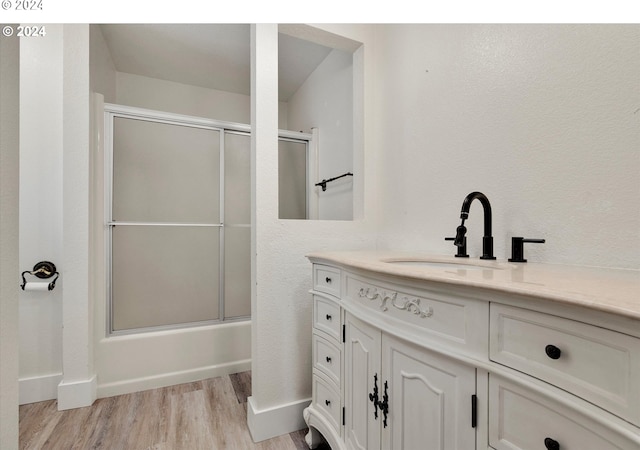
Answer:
251;24;377;416
373;24;639;269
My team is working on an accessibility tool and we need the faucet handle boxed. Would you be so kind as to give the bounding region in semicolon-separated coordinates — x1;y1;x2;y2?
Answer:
445;237;469;258
453;223;467;247
509;237;545;263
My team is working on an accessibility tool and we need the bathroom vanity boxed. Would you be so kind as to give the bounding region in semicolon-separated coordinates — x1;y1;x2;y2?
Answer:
303;251;640;450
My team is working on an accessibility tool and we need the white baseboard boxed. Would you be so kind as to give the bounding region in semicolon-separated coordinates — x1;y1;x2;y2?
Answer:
19;373;63;405
96;359;251;399
247;396;311;443
57;375;97;410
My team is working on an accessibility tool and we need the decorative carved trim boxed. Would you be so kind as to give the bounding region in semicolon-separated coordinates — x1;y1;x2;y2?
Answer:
393;296;434;318
358;287;394;311
358;287;433;318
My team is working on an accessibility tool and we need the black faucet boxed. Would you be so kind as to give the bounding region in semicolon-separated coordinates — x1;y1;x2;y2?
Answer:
453;191;496;260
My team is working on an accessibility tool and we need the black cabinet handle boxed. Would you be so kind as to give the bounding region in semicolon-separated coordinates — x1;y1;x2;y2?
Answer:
325;277;332;284
325;399;331;406
545;344;562;360
326;314;332;321
368;373;380;420
379;380;389;428
544;437;560;450
326;356;332;363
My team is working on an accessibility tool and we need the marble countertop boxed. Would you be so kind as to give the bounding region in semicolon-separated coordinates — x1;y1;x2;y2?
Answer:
307;251;640;320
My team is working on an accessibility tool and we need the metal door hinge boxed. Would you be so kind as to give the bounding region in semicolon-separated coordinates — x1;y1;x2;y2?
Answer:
342;407;345;426
342;324;345;343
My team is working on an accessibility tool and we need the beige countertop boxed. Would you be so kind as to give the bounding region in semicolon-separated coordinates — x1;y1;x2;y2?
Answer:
307;251;640;320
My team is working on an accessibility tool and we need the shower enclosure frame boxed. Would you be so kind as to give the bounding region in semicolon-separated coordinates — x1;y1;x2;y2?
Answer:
103;103;314;336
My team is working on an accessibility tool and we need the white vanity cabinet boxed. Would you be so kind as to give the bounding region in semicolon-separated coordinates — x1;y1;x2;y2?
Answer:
343;313;381;450
345;314;476;450
305;262;484;450
304;265;344;450
303;253;640;450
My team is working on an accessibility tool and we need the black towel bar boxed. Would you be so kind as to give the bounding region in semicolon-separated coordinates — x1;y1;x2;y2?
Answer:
315;172;353;191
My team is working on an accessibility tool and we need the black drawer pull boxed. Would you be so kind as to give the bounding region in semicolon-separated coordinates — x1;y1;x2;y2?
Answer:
325;277;332;284
544;437;560;450
326;314;332;321
545;344;562;360
325;399;331;406
326;356;332;363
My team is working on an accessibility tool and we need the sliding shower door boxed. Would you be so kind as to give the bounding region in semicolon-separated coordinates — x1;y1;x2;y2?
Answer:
223;132;251;319
106;106;251;333
278;138;308;219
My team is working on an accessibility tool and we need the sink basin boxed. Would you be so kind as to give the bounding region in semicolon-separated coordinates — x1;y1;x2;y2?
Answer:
384;260;500;270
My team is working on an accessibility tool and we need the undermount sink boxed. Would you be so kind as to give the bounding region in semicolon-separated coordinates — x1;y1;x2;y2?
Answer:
383;259;502;270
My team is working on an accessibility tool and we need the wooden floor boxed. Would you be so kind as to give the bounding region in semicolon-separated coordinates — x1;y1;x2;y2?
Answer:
19;371;329;450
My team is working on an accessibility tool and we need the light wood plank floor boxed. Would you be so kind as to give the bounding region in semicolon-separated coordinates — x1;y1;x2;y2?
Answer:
19;371;329;450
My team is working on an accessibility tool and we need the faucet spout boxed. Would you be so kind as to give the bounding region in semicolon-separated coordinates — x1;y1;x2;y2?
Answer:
460;191;492;236
454;191;496;260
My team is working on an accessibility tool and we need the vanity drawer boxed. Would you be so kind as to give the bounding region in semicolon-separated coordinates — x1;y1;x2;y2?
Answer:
313;333;342;387
344;273;488;356
489;375;639;450
313;295;341;342
313;264;341;297
313;370;341;435
490;303;640;424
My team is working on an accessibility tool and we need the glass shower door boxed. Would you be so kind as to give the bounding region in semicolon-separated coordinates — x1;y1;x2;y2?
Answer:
223;132;251;319
110;116;223;332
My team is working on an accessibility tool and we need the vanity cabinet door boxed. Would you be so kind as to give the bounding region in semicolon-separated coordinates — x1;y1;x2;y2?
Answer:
345;314;382;450
382;334;477;450
345;313;477;450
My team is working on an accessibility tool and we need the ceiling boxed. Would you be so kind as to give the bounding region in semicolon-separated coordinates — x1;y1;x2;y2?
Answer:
99;24;333;102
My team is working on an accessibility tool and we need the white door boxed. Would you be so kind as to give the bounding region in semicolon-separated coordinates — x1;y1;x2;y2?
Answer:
345;314;382;450
382;334;477;450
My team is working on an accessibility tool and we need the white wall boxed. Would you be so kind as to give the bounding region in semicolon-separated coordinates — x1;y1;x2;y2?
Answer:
248;23;377;442
373;24;640;270
18;24;64;404
115;72;293;127
116;72;252;123
18;24;96;411
287;48;354;220
90;25;116;103
1;27;20;450
59;24;95;410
